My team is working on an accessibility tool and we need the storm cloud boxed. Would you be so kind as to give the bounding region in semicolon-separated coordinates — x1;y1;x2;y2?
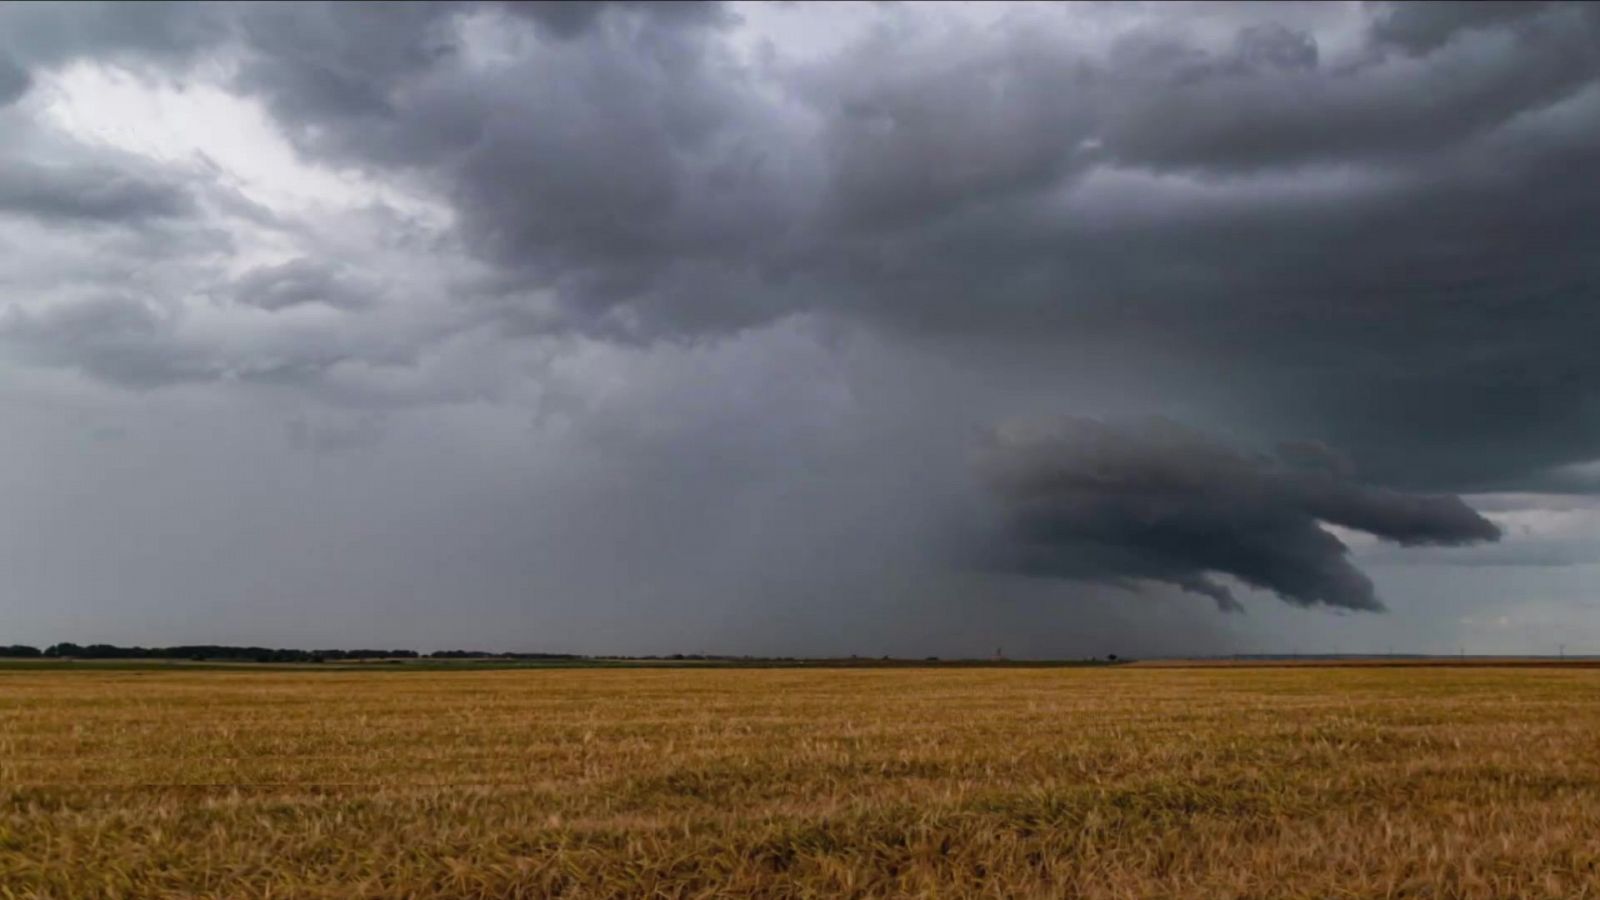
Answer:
3;0;1588;486
980;418;1501;612
0;2;1594;654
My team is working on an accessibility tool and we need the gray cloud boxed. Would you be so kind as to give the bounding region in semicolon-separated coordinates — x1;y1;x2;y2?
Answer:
0;1;229;70
0;161;195;224
1370;1;1558;56
978;418;1500;612
231;259;372;312
0;295;211;387
232;3;461;124
505;1;732;40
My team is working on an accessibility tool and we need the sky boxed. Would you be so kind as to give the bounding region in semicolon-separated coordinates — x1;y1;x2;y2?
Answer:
1;0;1597;657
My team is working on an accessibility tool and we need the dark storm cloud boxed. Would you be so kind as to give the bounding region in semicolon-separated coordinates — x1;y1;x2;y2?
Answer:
96;0;1591;491
979;418;1500;612
216;1;809;337
0;161;195;224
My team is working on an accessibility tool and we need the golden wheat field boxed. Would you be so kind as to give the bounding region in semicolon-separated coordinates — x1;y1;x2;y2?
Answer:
4;663;1600;899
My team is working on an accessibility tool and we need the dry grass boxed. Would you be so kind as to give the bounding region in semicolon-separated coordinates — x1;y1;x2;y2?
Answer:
3;665;1600;898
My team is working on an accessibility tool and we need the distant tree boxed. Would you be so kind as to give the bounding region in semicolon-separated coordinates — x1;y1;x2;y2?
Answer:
0;644;41;657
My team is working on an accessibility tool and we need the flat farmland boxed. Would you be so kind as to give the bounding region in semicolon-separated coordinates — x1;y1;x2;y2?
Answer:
4;664;1600;898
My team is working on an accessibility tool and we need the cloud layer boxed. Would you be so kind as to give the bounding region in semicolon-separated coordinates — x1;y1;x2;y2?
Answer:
0;2;1592;651
0;2;1595;487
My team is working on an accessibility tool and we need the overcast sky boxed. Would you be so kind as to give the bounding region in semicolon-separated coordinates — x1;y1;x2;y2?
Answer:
1;1;1597;657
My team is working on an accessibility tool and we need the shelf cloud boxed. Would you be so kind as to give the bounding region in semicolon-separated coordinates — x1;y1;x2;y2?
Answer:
978;418;1501;612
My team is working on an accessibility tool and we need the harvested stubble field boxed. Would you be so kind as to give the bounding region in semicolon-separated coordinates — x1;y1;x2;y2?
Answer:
3;664;1600;898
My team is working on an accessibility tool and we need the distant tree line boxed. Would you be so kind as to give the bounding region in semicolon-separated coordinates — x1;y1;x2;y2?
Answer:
427;650;582;660
0;645;1126;665
0;644;582;663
